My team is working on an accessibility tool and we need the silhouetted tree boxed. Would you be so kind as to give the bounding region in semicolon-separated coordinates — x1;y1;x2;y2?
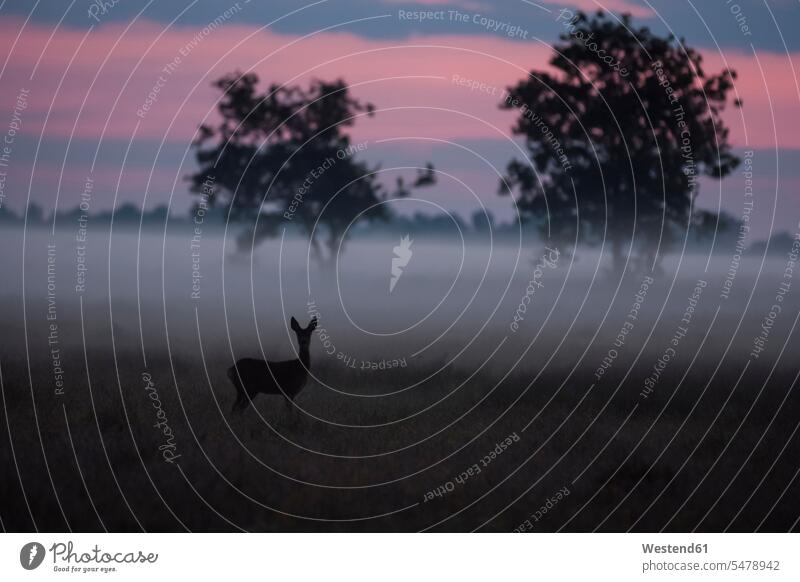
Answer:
190;72;435;264
26;202;44;225
113;202;142;223
471;208;495;234
501;11;740;272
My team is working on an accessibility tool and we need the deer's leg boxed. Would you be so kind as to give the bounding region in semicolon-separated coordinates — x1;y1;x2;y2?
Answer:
230;384;242;413
233;393;250;412
231;393;245;414
229;370;248;414
233;386;256;414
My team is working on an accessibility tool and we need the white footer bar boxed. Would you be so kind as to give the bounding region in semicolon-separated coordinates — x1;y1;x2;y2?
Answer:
1;533;796;581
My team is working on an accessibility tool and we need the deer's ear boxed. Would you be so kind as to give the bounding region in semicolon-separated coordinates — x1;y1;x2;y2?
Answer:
290;317;300;332
308;317;318;331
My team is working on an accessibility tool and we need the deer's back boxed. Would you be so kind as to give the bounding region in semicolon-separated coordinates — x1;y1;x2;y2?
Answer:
230;357;307;399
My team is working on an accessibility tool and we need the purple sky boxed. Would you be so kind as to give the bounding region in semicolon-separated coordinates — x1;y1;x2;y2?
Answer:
0;0;798;237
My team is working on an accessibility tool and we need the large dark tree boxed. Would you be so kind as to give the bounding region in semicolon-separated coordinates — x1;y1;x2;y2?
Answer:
190;72;434;264
501;11;740;272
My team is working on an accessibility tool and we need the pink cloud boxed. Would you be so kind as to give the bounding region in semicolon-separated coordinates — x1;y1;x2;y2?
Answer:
381;0;491;9
0;16;796;152
546;0;653;19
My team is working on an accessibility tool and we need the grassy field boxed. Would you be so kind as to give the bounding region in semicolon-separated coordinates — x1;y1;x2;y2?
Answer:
2;231;799;531
2;341;799;532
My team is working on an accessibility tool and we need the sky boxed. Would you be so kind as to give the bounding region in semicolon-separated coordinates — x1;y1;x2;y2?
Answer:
0;0;798;237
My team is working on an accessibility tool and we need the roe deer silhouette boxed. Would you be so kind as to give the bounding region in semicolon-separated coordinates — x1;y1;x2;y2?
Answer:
228;316;317;413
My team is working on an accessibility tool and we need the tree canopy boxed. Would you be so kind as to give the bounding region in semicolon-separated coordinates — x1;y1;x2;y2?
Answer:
501;11;740;271
190;72;434;263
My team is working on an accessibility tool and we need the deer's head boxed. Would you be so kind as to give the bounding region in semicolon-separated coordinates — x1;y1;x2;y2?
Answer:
290;316;318;352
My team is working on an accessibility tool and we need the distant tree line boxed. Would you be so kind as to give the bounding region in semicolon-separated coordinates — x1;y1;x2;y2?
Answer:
8;200;787;256
2;202;528;240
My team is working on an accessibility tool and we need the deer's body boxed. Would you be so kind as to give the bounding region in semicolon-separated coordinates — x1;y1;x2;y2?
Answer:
228;317;316;413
